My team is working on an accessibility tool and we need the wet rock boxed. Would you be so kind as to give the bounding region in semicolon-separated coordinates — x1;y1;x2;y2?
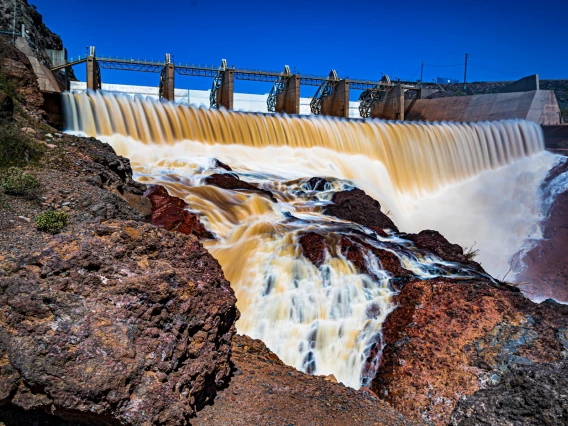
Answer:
449;362;568;425
406;229;484;272
324;188;398;232
145;185;214;239
372;278;568;425
0;220;238;425
306;177;328;191
298;232;327;267
339;236;413;289
205;173;277;202
516;157;568;303
213;159;232;171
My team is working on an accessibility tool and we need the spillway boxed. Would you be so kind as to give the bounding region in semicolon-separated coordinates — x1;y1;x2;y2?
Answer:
63;90;557;388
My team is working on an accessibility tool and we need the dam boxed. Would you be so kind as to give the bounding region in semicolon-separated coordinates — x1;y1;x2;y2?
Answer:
62;90;557;388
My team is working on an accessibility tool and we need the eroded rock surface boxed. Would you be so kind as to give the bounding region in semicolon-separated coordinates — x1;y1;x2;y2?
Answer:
145;184;214;239
449;361;568;425
196;335;415;426
324;188;398;232
372;278;568;425
0;220;237;425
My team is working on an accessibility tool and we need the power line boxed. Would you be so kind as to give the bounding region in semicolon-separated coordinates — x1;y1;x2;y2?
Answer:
469;64;520;76
425;63;464;68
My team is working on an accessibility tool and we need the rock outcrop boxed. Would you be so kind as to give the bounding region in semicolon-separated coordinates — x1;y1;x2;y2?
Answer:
205;173;277;202
372;278;568;425
195;335;414;426
0;220;238;424
324;188;398;232
406;229;484;272
516;157;568;303
145;185;214;239
0;35;43;110
449;361;568;425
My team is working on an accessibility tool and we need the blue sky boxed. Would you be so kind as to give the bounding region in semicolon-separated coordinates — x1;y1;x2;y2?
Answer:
34;0;567;97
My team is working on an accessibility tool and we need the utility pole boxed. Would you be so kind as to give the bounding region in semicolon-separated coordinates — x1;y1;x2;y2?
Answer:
463;53;469;90
420;61;424;84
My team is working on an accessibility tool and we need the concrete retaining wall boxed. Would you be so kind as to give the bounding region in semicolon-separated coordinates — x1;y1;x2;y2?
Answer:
406;90;562;124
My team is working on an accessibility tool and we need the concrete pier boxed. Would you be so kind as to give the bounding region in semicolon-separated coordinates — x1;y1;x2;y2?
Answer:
86;47;101;91
160;60;175;101
276;74;300;114
371;83;404;120
217;69;234;110
321;79;350;118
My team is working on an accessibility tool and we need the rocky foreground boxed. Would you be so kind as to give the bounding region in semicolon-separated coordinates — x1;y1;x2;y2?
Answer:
1;21;568;426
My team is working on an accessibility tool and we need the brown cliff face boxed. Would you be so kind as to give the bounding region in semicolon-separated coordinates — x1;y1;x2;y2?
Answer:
0;35;43;110
516;157;568;303
372;279;568;425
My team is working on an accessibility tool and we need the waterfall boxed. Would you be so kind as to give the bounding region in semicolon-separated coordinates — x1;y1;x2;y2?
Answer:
63;90;556;388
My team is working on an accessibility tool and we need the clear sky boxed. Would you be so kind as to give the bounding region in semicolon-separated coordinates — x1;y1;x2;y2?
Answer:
33;0;567;97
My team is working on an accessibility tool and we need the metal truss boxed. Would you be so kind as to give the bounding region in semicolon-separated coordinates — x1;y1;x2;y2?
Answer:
52;52;418;92
310;70;339;115
267;66;291;112
210;59;227;108
358;75;392;118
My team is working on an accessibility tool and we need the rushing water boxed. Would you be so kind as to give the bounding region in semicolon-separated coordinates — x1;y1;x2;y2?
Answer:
63;90;557;388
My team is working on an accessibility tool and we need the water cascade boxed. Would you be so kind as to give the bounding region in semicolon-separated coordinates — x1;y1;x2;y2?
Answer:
63;91;556;388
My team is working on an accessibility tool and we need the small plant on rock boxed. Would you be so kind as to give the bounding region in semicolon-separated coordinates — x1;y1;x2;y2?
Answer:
1;166;40;197
34;210;69;234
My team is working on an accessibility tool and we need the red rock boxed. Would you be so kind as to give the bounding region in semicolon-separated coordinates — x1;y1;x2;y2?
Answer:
406;229;484;272
145;184;214;239
205;173;277;202
324;188;398;232
372;278;568;425
298;232;327;267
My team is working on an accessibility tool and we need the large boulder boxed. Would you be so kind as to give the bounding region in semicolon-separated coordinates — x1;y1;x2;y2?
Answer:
0;220;238;425
372;278;568;425
324;188;398;232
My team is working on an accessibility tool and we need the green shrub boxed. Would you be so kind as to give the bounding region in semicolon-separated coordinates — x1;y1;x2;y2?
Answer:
0;124;43;167
2;167;40;196
34;210;69;234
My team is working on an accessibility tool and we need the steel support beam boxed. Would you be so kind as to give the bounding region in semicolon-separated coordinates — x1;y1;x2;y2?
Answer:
275;74;300;114
321;78;350;118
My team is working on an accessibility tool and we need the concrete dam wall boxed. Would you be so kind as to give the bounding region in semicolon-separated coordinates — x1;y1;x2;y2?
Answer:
69;81;364;118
